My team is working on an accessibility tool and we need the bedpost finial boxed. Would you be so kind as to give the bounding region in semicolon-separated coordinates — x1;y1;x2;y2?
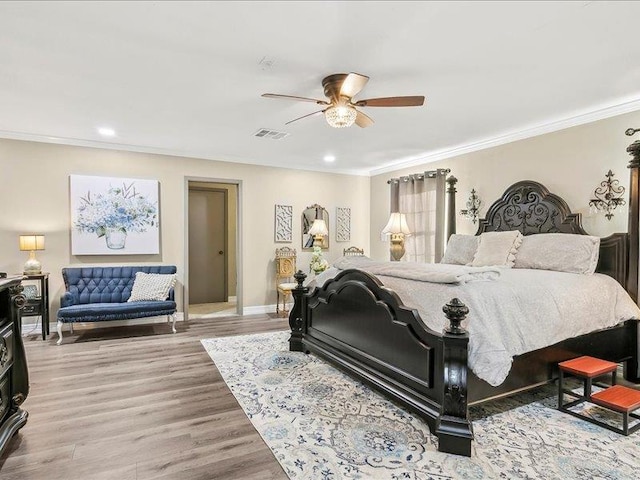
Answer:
628;140;640;165
626;128;640;167
294;270;307;288
443;298;468;335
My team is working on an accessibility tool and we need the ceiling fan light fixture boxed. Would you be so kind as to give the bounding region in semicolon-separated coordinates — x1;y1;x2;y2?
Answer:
325;105;357;128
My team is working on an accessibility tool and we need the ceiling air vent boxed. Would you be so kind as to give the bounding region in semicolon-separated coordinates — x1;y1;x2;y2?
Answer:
253;128;289;140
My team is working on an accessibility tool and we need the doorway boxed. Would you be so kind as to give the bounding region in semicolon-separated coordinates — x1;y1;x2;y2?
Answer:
187;181;238;318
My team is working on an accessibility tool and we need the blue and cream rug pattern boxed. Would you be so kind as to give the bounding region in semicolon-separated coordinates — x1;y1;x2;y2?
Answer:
201;331;639;479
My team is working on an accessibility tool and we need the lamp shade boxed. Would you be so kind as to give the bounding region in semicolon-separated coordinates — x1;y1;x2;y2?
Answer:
308;219;329;236
382;213;411;235
19;235;45;251
325;105;357;128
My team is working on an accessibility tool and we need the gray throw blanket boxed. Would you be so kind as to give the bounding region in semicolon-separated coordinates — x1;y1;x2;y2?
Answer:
332;257;500;284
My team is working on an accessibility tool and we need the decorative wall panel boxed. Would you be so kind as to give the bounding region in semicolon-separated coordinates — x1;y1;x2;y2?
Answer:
336;207;351;242
275;204;293;242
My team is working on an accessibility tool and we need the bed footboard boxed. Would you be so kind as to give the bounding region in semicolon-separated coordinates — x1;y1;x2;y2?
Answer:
288;269;473;456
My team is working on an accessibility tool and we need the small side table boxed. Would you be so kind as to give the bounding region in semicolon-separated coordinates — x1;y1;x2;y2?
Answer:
19;273;50;340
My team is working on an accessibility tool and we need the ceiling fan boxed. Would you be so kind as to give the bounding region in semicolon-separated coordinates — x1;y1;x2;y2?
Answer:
262;72;425;129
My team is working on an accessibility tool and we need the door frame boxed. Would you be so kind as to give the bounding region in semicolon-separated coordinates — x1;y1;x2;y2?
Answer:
184;176;243;320
188;187;228;303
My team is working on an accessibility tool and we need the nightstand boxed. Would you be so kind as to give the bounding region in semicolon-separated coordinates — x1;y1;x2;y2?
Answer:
20;273;50;340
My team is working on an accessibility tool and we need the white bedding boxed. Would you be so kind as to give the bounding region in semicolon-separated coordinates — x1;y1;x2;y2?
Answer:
314;258;640;386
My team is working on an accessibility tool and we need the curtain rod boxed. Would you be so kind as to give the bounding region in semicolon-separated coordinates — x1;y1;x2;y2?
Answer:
387;168;451;184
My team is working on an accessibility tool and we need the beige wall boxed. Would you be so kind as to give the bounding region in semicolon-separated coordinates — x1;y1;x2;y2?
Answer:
0;138;370;314
370;110;640;260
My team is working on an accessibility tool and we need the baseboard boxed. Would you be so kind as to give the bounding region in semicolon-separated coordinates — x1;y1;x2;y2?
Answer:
21;312;185;336
228;296;237;302
243;304;291;316
20;304;289;335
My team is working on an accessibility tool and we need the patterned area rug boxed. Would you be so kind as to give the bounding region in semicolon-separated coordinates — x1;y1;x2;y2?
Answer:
201;332;640;479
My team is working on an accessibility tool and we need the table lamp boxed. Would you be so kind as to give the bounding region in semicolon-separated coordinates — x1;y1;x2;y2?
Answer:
382;212;411;261
19;234;45;274
308;217;328;248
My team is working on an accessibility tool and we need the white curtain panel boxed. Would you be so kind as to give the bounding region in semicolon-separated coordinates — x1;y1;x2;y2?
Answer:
398;170;446;263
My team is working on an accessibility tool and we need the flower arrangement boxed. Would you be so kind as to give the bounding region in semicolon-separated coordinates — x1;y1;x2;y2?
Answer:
74;182;157;248
309;246;329;274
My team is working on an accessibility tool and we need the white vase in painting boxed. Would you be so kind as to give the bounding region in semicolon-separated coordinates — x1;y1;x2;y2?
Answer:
105;228;127;249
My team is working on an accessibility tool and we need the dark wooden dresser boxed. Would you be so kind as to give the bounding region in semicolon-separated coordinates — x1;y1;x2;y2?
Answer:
0;276;29;458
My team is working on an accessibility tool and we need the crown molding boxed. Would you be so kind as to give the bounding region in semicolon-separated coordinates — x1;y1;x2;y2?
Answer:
0;130;369;177
2;95;639;178
367;96;640;177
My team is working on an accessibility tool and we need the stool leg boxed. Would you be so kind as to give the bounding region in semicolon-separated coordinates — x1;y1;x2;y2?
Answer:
585;377;592;399
623;412;629;435
612;370;617;386
558;369;564;409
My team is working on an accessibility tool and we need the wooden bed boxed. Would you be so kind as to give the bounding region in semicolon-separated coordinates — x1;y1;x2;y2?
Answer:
288;141;640;457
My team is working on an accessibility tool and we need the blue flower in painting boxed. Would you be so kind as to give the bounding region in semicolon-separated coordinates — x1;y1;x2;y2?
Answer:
74;181;157;238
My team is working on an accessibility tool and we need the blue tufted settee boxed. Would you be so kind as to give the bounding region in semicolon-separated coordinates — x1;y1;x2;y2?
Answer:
56;266;177;345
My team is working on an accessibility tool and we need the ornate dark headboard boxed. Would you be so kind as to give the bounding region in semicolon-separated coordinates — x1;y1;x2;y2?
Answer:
476;180;586;235
475;180;630;297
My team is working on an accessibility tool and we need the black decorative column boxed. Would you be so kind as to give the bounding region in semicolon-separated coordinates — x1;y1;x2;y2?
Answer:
0;279;29;459
9;285;29;405
288;270;309;352
626;128;640;304
436;298;473;457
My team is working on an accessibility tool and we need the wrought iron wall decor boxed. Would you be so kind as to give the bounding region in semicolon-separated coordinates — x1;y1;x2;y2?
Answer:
274;204;293;242
459;189;482;224
589;170;625;221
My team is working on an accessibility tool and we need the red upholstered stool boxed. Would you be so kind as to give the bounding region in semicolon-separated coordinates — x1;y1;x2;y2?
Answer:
591;385;640;435
558;356;618;406
558;356;640;435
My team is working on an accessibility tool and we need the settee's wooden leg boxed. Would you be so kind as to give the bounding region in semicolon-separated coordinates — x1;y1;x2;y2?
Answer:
56;321;63;345
170;314;176;333
70;323;74;335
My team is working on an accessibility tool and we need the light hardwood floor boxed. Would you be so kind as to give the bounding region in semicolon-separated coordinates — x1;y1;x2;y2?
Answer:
0;315;290;480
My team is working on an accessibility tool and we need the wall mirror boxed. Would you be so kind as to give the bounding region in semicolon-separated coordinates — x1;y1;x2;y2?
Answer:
302;204;329;250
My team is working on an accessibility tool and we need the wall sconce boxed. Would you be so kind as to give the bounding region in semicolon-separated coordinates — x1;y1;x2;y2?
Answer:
589;170;626;221
460;189;482;224
382;212;411;261
19;234;45;274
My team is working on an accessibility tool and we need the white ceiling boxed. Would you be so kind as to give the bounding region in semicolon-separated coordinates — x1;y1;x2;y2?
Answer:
1;1;640;175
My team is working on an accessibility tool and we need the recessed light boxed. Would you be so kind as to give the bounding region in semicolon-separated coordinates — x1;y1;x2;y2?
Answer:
97;127;116;137
323;155;336;163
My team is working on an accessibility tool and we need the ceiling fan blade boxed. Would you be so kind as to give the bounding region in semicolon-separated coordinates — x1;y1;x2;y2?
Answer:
339;73;370;99
262;93;329;105
284;109;326;125
355;110;374;128
354;96;425;107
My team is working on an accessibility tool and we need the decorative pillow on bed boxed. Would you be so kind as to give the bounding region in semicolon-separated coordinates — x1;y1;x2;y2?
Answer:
514;233;600;274
127;272;176;302
440;234;479;265
471;230;522;267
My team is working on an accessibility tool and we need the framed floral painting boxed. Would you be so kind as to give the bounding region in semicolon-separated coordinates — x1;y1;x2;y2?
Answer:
70;175;160;255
